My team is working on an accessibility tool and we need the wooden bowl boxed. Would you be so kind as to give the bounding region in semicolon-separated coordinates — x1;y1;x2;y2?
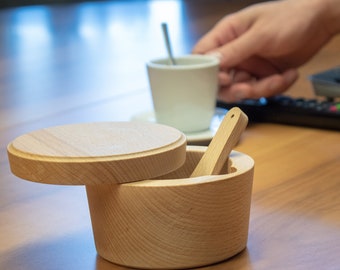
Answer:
7;122;253;269
86;145;254;269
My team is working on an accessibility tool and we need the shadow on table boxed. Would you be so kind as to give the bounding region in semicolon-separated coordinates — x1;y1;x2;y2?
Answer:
1;229;252;270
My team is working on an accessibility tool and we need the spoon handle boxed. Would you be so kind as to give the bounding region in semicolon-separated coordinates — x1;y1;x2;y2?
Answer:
190;107;248;177
161;23;176;65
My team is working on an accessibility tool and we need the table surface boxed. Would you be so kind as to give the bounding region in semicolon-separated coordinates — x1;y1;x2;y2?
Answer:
1;1;339;269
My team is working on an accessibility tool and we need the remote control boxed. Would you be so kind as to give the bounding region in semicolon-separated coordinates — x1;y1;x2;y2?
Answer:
216;95;340;131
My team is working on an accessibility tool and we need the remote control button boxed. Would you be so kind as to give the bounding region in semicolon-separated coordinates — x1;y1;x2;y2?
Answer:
330;106;337;112
305;99;318;109
295;98;306;107
276;96;295;105
329;103;340;113
318;101;332;111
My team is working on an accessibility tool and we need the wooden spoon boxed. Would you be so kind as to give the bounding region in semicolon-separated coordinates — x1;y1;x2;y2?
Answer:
190;107;248;177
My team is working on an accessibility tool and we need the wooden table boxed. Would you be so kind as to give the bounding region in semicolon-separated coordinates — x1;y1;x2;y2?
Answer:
1;1;339;269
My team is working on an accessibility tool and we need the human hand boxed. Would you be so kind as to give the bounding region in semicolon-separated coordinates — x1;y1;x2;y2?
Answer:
193;0;336;102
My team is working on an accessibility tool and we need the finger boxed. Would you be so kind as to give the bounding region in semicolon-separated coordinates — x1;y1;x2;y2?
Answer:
218;68;255;87
192;9;257;55
233;70;253;82
235;56;280;77
218;69;298;102
192;16;239;54
218;71;233;86
216;30;266;69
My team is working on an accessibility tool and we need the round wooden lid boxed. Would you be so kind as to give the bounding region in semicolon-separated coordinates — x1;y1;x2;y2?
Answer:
7;122;187;185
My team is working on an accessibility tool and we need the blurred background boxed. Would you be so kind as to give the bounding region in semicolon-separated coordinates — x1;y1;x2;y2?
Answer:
0;0;267;132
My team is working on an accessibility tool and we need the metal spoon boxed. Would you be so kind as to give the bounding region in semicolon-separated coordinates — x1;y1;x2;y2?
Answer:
190;107;248;177
161;22;176;65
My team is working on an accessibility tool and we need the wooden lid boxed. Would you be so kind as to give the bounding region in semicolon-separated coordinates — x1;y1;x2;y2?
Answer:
7;122;186;185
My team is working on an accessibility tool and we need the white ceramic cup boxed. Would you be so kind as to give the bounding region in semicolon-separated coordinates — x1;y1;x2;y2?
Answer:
147;54;219;133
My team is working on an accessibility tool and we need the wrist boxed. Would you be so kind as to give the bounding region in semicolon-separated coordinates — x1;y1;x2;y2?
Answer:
285;0;340;37
317;0;340;36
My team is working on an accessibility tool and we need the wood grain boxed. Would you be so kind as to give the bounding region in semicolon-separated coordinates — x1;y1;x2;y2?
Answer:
191;107;248;177
7;122;187;184
1;1;340;270
86;146;254;269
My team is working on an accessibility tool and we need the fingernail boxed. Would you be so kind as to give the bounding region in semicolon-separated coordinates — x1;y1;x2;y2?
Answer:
207;51;223;61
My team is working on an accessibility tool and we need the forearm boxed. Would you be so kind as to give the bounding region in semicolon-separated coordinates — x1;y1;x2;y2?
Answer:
298;0;340;37
323;0;340;35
